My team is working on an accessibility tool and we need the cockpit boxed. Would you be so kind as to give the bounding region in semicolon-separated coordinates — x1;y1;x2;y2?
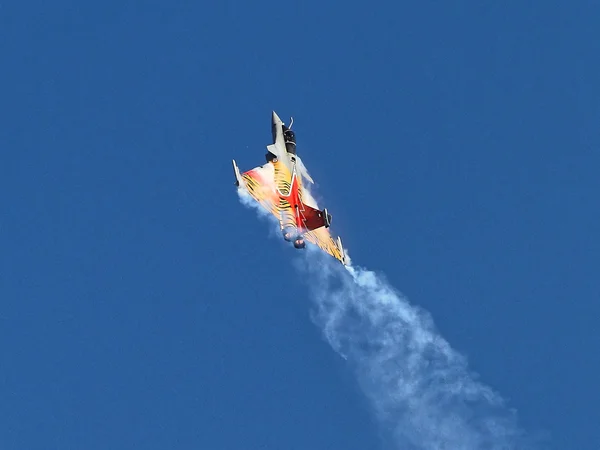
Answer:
284;129;295;144
283;129;296;154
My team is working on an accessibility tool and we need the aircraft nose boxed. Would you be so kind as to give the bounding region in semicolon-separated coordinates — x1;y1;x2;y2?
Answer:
272;110;283;125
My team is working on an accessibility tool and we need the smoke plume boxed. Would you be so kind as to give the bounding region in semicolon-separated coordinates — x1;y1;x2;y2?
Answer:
237;188;533;450
297;248;531;449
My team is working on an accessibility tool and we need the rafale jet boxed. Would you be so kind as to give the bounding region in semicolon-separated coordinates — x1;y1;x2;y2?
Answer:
232;111;347;265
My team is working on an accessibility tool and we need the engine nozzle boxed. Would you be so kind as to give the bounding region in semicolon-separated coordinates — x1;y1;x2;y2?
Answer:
293;238;306;249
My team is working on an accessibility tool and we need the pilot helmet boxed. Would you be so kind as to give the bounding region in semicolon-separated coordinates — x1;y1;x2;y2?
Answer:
284;129;296;142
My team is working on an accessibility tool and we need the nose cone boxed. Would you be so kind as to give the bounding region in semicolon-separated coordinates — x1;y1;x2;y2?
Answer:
271;110;283;125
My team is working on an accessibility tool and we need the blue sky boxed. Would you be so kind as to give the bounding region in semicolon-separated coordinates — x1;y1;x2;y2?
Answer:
1;1;599;449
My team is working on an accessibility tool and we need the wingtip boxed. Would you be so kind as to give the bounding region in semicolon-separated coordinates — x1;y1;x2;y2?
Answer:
232;159;241;187
337;236;349;266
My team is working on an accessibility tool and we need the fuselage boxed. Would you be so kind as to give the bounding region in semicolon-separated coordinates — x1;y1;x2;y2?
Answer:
268;111;306;242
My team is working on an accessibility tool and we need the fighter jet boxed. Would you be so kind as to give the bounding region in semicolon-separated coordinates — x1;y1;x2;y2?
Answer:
232;111;347;265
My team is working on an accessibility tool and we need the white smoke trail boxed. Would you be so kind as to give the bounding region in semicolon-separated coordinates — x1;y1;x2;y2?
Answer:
237;188;268;217
296;251;533;450
236;188;282;240
236;188;534;450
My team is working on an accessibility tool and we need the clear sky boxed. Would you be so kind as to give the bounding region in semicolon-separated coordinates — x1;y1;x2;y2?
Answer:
1;1;599;449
